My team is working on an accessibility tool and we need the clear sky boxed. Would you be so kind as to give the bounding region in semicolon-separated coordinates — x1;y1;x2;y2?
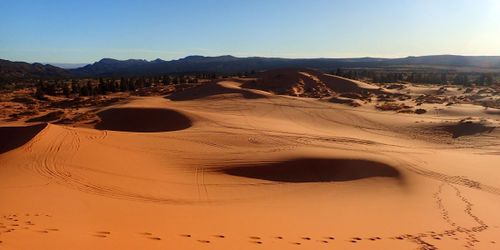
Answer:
1;0;499;63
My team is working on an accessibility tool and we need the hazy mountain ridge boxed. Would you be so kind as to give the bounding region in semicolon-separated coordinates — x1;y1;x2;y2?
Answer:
2;55;500;82
0;59;70;83
70;55;500;77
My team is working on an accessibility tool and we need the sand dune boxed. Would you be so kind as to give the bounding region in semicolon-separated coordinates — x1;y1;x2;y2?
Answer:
243;68;382;98
168;81;265;101
1;77;500;249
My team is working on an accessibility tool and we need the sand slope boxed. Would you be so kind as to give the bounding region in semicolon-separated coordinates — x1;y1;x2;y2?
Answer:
1;81;500;249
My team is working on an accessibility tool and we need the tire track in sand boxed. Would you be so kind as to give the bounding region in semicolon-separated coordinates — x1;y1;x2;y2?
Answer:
24;125;197;205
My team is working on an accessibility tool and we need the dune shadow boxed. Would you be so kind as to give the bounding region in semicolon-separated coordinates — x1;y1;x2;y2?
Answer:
95;108;192;132
442;122;495;138
26;111;64;123
217;158;402;183
0;123;47;154
167;82;265;101
485;109;500;116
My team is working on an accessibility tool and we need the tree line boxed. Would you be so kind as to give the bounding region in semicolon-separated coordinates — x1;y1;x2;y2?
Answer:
333;68;497;86
34;74;204;99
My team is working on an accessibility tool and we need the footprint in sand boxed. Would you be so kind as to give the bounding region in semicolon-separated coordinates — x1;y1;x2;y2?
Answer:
275;236;283;240
37;230;49;233
318;240;328;243
180;234;191;238
46;228;59;232
325;236;335;240
198;240;210;244
291;242;301;245
302;237;311;241
250;236;261;240
251;241;263;244
149;237;161;241
140;232;153;236
213;234;225;239
94;231;110;238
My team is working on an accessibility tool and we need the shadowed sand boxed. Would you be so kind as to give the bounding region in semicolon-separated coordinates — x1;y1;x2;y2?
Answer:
218;158;402;183
26;111;64;123
95;107;192;132
167;83;264;101
0;123;47;153
442;122;496;138
168;81;265;101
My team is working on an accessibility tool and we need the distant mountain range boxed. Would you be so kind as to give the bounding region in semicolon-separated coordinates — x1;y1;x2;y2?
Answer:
2;55;500;82
70;55;500;77
0;59;70;83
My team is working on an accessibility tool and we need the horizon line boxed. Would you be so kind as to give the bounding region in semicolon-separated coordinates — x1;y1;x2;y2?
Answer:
3;53;500;66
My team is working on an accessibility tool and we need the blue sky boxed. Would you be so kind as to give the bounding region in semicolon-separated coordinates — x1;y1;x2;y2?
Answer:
1;0;499;63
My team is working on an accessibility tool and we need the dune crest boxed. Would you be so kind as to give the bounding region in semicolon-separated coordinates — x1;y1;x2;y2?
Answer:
167;81;265;101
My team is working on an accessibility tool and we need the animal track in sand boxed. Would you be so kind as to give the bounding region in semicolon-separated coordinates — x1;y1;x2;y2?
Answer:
198;240;211;243
250;240;263;244
249;236;261;240
148;237;161;240
180;234;191;238
213;234;225;238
